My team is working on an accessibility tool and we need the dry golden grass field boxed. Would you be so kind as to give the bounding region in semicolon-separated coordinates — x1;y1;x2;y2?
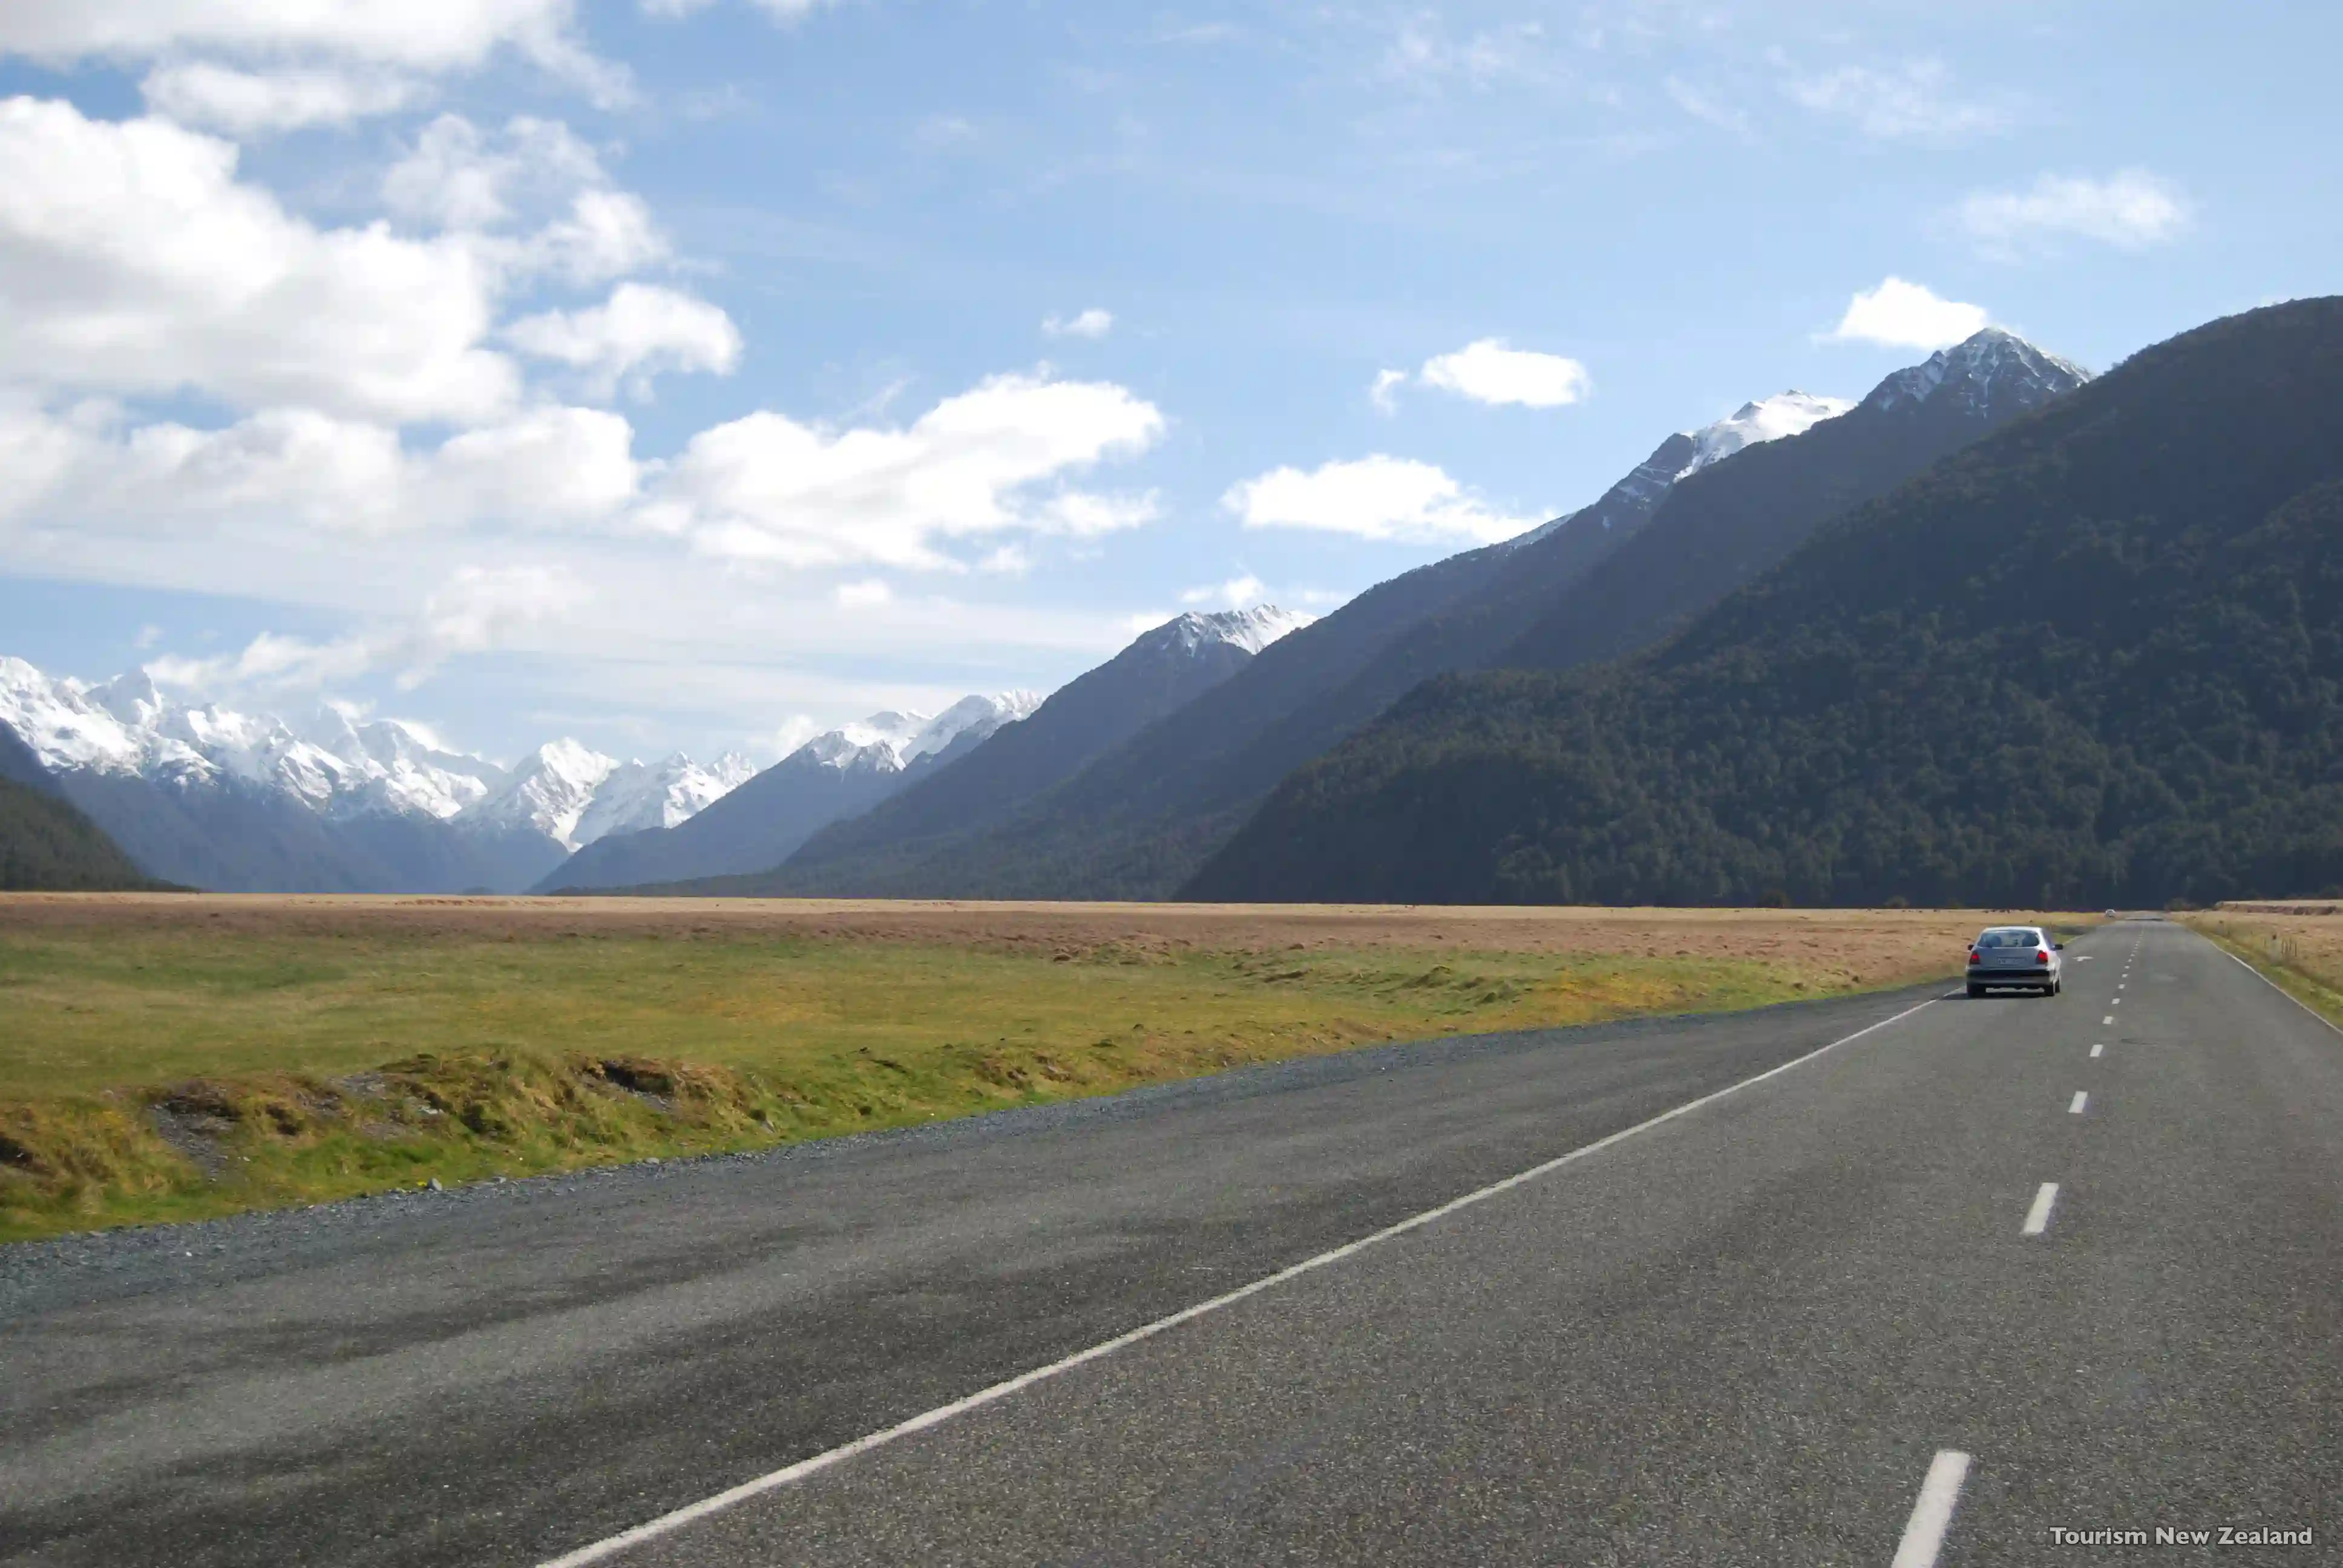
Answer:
0;894;2096;1240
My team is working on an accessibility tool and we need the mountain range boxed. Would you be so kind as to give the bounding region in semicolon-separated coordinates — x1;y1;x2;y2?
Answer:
711;328;2087;900
533;691;1044;893
0;659;1040;893
39;310;2317;909
1190;298;2343;907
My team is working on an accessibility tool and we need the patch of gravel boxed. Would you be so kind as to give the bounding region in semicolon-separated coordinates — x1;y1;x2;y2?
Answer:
0;984;1940;1314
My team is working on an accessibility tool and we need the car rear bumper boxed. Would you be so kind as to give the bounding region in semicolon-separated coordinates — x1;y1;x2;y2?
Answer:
1968;965;2057;987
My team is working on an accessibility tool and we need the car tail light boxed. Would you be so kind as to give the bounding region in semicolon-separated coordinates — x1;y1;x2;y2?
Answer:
2036;949;2051;965
1968;950;1982;964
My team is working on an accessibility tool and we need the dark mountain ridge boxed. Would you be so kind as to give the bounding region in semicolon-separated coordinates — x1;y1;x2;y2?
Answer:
1188;299;2343;907
0;720;164;891
744;332;2083;900
773;610;1302;893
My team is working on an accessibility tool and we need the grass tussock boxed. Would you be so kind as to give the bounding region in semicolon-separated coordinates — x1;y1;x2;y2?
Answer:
0;907;2007;1241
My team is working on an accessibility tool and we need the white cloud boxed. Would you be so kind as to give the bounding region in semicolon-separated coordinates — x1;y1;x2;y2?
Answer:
1418;339;1592;408
425;406;642;527
1043;307;1114;341
381;114;667;288
1783;59;2008;144
1953;170;2192;259
834;578;892;608
1369;368;1407;414
145;563;592;696
644;372;1167;570
379;115;666;284
0;399;642;538
140;62;424;134
506;283;742;399
1824;277;1990;351
1224;455;1540;544
0;0;628;103
0;99;517;425
1181;573;1268;608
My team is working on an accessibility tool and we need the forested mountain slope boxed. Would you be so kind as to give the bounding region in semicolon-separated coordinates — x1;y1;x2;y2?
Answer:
1190;299;2343;907
0;722;163;890
755;336;2077;900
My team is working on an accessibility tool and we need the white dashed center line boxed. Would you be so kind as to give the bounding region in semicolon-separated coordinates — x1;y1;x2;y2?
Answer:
2089;1044;2104;1059
1891;1449;1974;1568
2023;1183;2060;1235
2069;1091;2088;1115
2103;1015;2115;1026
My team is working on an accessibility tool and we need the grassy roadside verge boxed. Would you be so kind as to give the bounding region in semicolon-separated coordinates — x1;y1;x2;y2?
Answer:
2183;913;2343;1029
3;904;2063;1242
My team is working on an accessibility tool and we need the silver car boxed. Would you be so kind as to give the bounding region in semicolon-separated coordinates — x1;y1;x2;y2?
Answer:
1965;925;2065;996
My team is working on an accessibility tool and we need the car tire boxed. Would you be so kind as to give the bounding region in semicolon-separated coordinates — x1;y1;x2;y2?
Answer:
1967;983;1984;998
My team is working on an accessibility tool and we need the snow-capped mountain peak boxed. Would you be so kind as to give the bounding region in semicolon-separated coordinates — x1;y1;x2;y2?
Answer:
1862;327;2092;416
572;751;758;846
1508;391;1852;553
805;692;1043;774
471;739;621;851
1145;606;1316;658
1680;391;1854;476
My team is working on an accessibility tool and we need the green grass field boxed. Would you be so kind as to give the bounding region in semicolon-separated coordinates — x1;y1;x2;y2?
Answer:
0;916;1929;1241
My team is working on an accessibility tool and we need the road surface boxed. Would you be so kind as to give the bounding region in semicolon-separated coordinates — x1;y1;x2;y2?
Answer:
2;919;2335;1564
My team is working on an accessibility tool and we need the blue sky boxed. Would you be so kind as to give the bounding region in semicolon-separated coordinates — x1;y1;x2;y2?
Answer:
0;1;2335;763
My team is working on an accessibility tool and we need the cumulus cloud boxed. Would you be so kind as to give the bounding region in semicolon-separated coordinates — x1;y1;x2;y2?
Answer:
1824;277;1990;351
0;0;628;103
1369;368;1407;415
1783;58;2008;144
505;283;742;399
0;399;642;538
643;373;1167;570
1043;307;1114;341
378;113;665;284
1419;339;1593;408
140;62;424;134
0;98;517;425
384;113;600;229
1224;455;1541;544
1953;170;2192;259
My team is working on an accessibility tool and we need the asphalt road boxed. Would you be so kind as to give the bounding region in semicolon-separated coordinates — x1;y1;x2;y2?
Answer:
3;919;2336;1564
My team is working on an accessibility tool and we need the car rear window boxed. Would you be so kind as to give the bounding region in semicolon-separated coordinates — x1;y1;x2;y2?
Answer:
1978;930;2039;948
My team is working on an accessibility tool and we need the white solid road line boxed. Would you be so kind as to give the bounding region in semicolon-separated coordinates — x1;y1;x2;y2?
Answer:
2024;1183;2060;1235
2069;1091;2088;1114
2090;1044;2104;1059
1891;1450;1974;1568
2222;949;2343;1038
532;998;1947;1568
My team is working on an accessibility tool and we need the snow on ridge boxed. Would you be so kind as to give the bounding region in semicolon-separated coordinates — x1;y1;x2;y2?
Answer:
1679;391;1854;477
802;692;1042;774
572;751;757;846
0;655;758;846
1143;606;1316;657
468;739;620;851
